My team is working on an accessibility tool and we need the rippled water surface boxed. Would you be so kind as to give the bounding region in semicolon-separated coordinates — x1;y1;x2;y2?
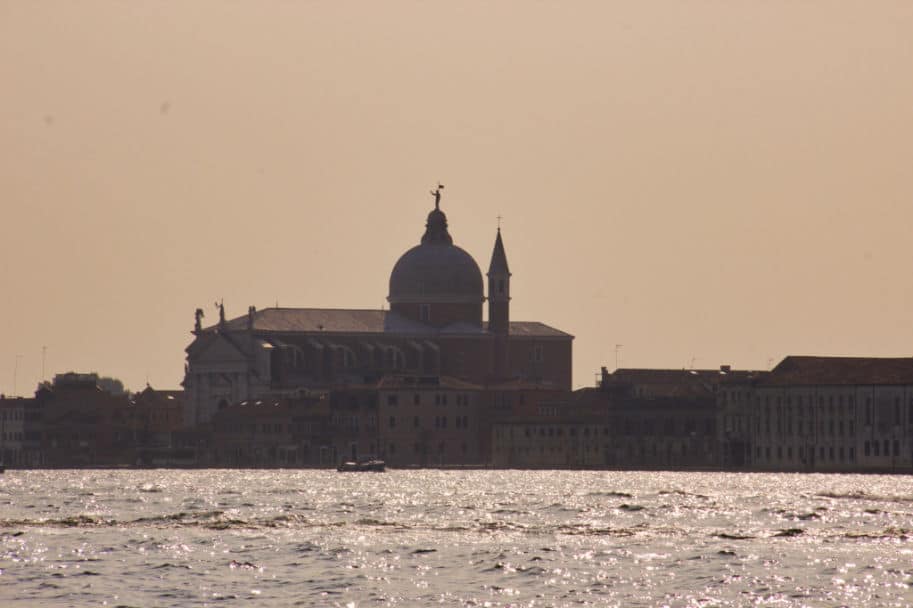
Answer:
2;470;913;606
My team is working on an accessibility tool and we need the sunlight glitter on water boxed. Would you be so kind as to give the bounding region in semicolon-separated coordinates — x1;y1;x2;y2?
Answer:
1;470;913;606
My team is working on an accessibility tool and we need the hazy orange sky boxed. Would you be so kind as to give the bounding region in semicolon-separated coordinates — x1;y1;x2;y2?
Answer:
2;2;912;393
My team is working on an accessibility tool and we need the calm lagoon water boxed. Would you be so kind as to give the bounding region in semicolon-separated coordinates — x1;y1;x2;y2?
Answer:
2;469;913;607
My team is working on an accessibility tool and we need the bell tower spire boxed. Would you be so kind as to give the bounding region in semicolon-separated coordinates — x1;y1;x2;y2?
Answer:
487;226;511;335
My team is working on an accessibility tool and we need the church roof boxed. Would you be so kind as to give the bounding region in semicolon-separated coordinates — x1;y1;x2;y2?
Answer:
220;307;387;333
207;307;570;338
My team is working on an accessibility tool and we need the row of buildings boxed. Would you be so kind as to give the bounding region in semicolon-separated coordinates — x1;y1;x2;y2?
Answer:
6;357;913;473
4;191;913;473
0;373;184;468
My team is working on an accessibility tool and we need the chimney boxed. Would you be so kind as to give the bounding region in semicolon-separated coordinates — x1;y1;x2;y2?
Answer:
600;366;610;387
248;306;256;330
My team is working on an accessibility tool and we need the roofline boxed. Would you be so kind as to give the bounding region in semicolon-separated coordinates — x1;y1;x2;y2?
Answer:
196;327;572;339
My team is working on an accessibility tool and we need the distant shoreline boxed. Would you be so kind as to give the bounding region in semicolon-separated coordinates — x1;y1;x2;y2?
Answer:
4;465;911;475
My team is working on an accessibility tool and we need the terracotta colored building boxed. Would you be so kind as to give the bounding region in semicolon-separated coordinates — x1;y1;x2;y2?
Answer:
183;191;575;440
376;375;484;467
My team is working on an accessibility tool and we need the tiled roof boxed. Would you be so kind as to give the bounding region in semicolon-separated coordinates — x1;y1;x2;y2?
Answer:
219;308;387;333
761;356;913;386
206;307;570;338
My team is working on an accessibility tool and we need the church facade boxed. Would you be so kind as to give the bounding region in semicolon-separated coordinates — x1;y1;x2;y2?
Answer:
182;191;573;433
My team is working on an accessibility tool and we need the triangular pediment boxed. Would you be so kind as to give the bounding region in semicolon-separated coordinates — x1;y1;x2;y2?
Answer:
192;333;249;363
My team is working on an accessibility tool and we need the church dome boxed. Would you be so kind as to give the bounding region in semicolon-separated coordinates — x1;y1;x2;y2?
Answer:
388;197;484;305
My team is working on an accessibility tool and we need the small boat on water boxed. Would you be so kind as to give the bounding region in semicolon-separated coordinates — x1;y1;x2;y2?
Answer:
337;459;385;472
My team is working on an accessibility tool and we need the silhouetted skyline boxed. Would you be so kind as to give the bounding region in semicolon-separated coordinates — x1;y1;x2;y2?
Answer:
2;2;912;393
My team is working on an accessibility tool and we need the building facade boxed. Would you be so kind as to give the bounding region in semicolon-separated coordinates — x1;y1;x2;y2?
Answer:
0;397;27;467
719;356;913;473
491;367;737;469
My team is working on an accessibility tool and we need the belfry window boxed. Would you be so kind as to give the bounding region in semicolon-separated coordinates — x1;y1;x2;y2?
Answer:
498;279;505;294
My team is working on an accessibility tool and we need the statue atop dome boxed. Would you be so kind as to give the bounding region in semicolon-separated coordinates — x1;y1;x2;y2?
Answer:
422;184;453;246
430;184;444;210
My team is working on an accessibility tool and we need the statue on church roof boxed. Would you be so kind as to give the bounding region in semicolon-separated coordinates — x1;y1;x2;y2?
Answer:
430;184;444;210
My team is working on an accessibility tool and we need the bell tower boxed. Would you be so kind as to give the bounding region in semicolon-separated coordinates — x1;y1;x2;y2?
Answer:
487;227;511;334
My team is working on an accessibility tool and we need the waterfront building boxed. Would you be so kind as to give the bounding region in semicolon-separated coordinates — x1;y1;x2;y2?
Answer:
182;190;574;465
130;385;185;466
720;356;913;473
207;391;332;467
0;396;27;467
3;373;185;468
490;394;600;467
376;375;483;467
716;369;767;468
491;366;741;469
